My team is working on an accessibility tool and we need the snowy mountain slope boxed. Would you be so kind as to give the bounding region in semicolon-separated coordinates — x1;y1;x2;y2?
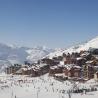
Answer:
47;48;65;59
0;36;98;67
0;60;12;72
0;74;98;98
0;43;53;66
48;36;98;58
26;46;54;62
76;36;98;51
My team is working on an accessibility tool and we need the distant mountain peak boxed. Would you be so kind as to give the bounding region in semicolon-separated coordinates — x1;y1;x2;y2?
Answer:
0;43;53;71
0;36;98;71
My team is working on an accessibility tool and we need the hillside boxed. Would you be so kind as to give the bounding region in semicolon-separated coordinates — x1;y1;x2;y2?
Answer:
0;44;53;70
48;36;98;59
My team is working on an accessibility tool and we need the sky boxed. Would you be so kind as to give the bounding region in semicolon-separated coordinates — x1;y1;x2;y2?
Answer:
0;0;98;48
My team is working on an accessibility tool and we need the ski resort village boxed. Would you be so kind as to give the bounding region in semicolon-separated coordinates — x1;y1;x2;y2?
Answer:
0;0;98;98
0;37;98;98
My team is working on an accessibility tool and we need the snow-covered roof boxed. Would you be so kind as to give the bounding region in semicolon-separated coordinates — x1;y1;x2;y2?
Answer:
55;73;66;77
74;65;81;69
76;57;83;60
64;64;81;70
80;52;89;57
22;68;28;71
94;55;98;59
31;64;48;71
60;61;65;65
50;66;58;70
86;60;94;64
15;68;22;74
22;65;28;67
37;64;48;68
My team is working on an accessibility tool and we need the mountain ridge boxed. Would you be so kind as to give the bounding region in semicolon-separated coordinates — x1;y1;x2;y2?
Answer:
0;36;98;70
0;44;53;71
47;36;98;59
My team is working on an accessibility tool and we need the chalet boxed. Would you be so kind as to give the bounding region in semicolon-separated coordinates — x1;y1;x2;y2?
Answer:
49;65;64;76
41;58;59;66
35;64;49;75
6;64;21;74
15;65;31;75
30;68;40;77
15;63;49;76
63;52;81;65
80;51;90;57
63;64;81;78
63;53;72;64
32;63;49;76
22;68;31;75
15;68;22;75
54;73;68;81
